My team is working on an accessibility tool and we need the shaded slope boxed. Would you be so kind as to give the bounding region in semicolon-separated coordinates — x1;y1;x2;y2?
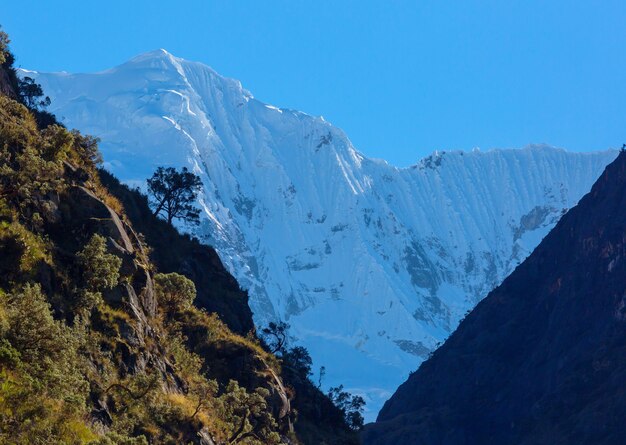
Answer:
98;169;254;335
98;170;360;444
363;150;626;444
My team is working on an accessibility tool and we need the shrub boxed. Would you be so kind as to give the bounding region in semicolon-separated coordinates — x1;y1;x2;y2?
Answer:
0;284;92;444
217;380;282;445
154;272;196;313
0;97;67;213
282;346;313;384
91;432;148;445
0;29;9;65
77;234;122;291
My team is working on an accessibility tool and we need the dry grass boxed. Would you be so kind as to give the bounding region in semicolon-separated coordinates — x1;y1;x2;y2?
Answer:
0;218;52;273
91;179;126;217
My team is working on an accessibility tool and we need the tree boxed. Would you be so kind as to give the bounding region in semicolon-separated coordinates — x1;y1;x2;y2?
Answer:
147;167;202;225
77;234;122;291
154;272;196;313
218;380;281;444
187;376;218;421
261;321;290;355
0;28;9;65
17;76;51;110
282;346;312;383
76;234;122;314
73;131;102;167
328;385;366;431
0;284;91;443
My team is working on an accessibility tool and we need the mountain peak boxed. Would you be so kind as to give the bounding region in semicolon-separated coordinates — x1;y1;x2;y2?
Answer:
119;48;185;72
128;48;178;63
137;47;174;57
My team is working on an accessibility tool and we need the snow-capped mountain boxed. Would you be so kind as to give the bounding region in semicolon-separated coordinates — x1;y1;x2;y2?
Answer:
26;50;618;417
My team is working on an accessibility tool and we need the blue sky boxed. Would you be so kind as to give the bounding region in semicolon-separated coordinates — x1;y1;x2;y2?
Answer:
3;1;625;166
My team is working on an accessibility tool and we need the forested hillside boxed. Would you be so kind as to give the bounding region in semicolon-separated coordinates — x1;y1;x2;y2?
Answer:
0;30;357;445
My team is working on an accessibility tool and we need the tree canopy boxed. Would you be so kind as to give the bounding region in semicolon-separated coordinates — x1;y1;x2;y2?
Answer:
18;76;51;110
261;321;290;355
147;166;202;225
154;272;196;313
0;28;9;64
328;385;366;431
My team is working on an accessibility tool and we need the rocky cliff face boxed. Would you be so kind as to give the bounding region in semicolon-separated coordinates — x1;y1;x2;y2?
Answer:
363;151;626;444
28;51;618;415
98;169;254;335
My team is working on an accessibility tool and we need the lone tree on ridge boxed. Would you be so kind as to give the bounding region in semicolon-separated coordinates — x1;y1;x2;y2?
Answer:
147;166;202;225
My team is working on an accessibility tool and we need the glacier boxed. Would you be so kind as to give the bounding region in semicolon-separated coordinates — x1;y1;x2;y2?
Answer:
25;50;618;418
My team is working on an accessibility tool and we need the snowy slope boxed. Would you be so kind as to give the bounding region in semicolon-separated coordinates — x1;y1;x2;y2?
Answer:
26;51;618;418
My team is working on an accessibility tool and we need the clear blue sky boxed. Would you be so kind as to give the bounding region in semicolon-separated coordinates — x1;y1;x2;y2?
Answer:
3;1;625;166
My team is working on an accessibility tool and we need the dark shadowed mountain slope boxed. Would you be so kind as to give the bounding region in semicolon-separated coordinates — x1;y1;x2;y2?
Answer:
362;150;626;445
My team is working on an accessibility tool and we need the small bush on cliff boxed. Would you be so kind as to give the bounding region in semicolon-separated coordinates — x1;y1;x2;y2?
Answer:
0;29;9;65
76;233;121;314
217;380;282;445
77;234;122;292
154;272;196;313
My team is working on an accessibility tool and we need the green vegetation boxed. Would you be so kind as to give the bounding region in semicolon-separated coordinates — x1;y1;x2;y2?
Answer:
78;234;122;290
0;284;92;444
261;321;290;354
0;31;359;444
147;166;202;225
217;380;282;444
328;385;365;431
154;272;196;312
97;168;254;335
260;323;366;442
17;76;51;110
0;30;9;65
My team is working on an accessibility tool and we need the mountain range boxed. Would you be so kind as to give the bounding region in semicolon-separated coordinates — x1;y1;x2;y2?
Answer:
363;149;626;445
26;50;618;416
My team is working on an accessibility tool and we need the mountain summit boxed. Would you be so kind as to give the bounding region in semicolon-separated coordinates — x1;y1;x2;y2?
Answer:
26;51;618;416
